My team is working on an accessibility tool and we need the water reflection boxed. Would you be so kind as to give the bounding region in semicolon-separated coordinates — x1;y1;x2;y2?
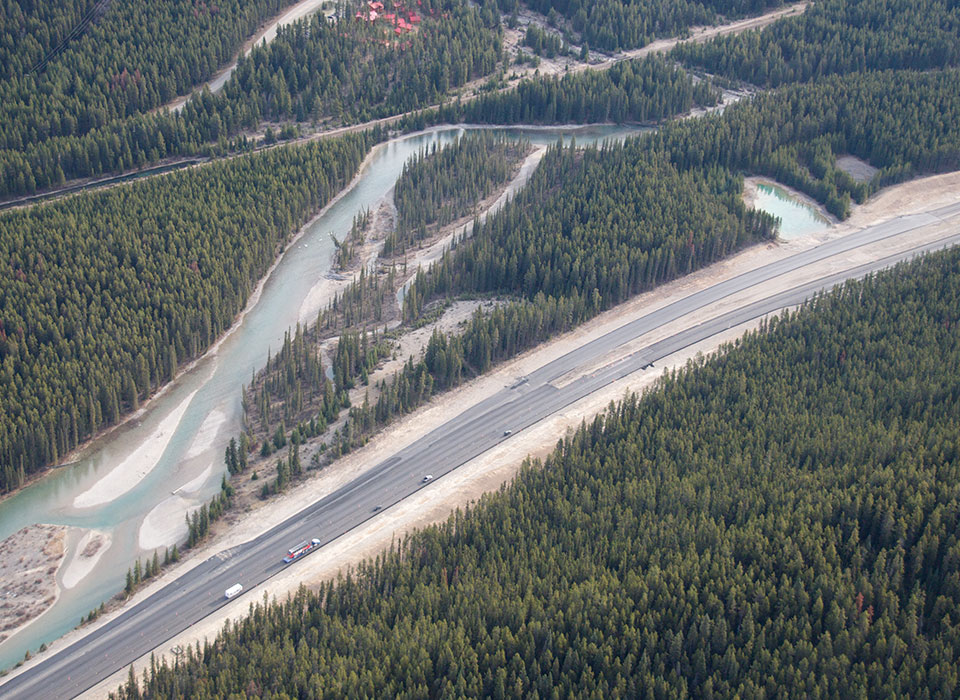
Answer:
753;182;831;239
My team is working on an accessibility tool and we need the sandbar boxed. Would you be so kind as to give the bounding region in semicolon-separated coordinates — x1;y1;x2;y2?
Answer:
138;496;194;551
61;529;112;591
0;525;66;644
73;390;198;509
183;408;227;460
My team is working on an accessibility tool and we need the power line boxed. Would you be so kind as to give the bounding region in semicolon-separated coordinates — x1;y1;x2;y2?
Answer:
28;0;112;75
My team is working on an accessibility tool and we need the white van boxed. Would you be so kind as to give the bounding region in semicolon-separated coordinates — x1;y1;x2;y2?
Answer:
225;583;243;599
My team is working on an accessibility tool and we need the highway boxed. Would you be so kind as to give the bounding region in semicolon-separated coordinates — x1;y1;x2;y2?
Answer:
2;201;958;699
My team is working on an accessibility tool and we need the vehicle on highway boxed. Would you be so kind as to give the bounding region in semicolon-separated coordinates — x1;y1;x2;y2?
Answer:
224;583;243;599
373;505;382;512
422;474;433;482
503;429;512;436
283;538;321;563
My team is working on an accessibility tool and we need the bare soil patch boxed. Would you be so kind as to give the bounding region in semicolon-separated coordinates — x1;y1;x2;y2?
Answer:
0;525;66;644
836;155;879;183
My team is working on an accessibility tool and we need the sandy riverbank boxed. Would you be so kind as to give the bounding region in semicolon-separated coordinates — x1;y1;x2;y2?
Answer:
0;526;66;645
57;168;960;698
72;390;199;510
183;409;228;461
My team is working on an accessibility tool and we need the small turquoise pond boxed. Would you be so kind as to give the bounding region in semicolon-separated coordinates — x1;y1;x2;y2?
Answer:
753;182;831;239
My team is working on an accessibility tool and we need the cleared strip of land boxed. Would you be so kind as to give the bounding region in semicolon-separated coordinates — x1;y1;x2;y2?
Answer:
3;169;957;699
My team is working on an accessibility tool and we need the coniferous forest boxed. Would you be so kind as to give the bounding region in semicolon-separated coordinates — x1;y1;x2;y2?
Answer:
0;131;375;492
0;0;290;150
0;0;292;196
114;243;960;699
672;0;960;87
0;0;502;198
496;0;787;51
439;55;720;126
3;0;960;692
388;132;530;256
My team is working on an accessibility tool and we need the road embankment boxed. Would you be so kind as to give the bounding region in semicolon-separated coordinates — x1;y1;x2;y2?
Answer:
70;168;960;699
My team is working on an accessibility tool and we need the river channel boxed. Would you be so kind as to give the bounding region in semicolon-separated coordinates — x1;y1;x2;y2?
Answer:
0;124;646;670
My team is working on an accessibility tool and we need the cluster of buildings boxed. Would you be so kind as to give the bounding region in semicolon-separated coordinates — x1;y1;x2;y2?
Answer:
354;1;423;34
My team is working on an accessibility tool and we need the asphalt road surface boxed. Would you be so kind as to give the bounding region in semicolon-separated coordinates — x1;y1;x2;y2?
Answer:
3;202;959;699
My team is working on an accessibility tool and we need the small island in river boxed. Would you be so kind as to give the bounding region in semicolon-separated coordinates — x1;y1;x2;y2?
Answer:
0;524;66;644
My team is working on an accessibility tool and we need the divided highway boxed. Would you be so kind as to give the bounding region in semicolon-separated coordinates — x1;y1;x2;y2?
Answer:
2;202;959;699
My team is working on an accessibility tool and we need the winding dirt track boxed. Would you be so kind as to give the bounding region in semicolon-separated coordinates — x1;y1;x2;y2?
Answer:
1;2;808;212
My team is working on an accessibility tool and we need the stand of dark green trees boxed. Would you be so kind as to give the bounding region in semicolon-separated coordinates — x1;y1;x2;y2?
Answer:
403;54;719;129
114;236;960;700
0;0;291;153
387;132;530;256
0;0;502;198
673;0;960;87
523;23;564;58
333;209;371;271
244;323;391;448
0;131;376;493
654;69;960;218
402;140;775;321
496;0;787;52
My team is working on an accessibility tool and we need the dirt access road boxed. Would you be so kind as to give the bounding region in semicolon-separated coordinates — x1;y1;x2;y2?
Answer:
160;0;337;113
504;2;807;80
1;1;807;212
